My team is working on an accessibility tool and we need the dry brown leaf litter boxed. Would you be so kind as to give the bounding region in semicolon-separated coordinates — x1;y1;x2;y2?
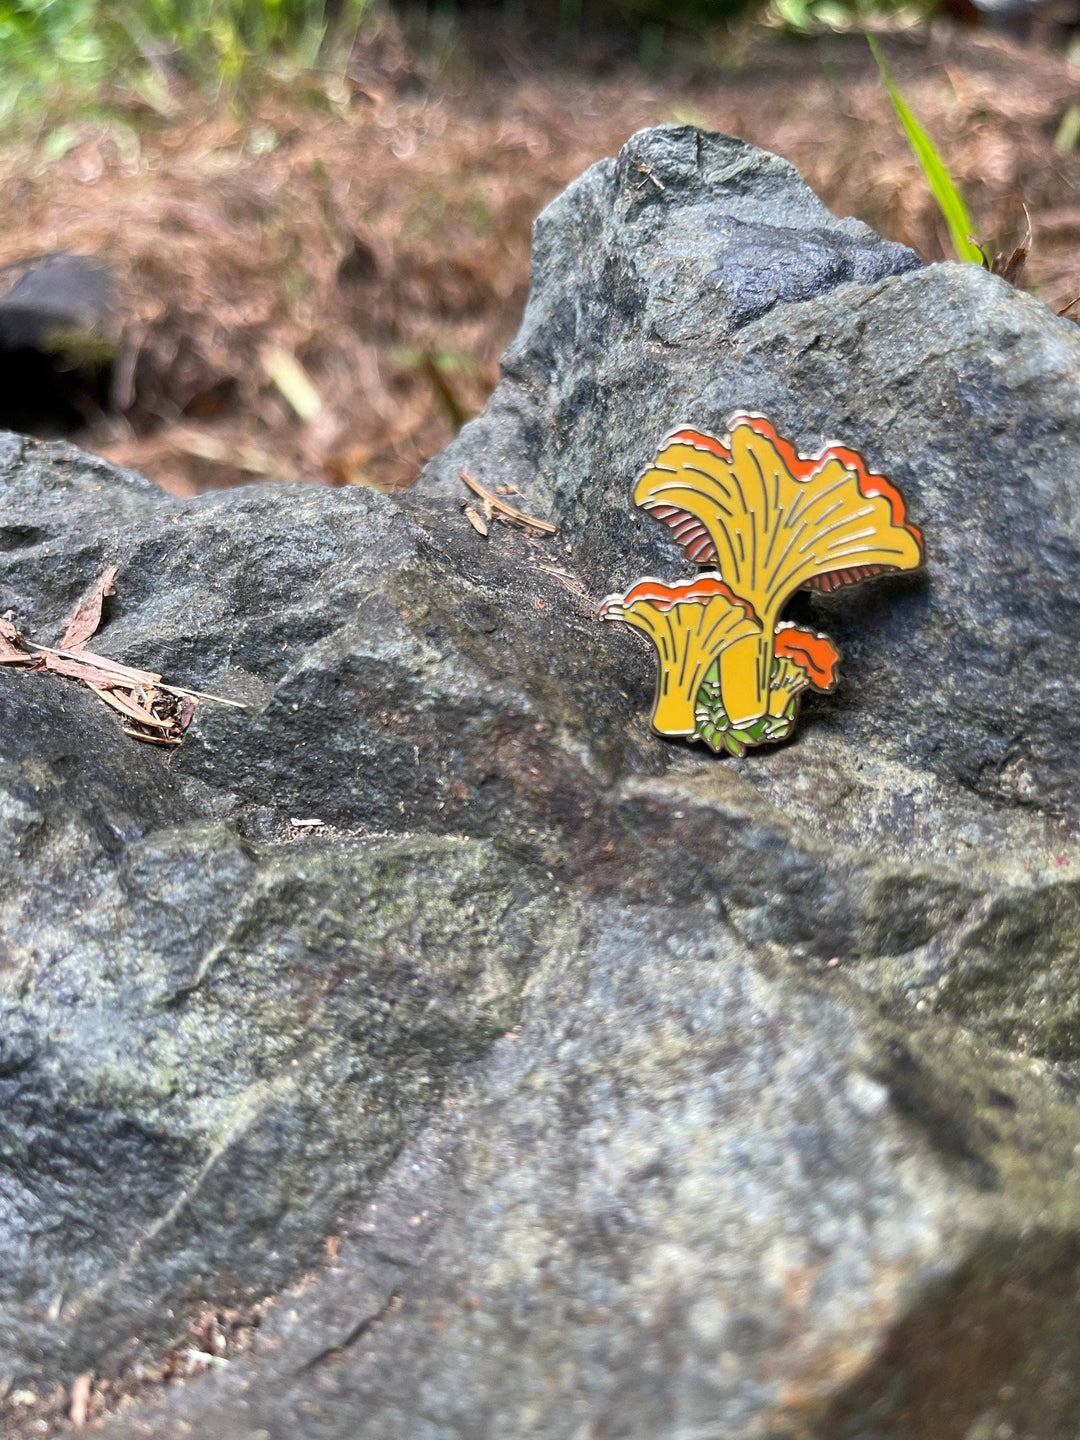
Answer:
0;22;1075;500
59;564;118;650
1;1301;271;1438
2;567;243;746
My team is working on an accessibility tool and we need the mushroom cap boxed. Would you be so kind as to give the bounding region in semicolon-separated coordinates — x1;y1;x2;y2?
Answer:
599;573;763;739
774;622;841;691
601;573;757;619
634;416;924;609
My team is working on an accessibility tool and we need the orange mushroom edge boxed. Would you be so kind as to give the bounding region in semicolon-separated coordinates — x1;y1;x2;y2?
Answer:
774;623;841;691
602;575;758;619
727;413;924;556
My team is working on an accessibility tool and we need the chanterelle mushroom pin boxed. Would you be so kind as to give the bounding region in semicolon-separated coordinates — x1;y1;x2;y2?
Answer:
601;416;924;755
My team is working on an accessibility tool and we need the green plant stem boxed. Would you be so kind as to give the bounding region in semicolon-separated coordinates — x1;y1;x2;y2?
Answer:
867;35;983;265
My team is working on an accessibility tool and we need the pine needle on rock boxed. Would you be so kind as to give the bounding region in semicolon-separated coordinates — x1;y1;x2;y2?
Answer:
458;470;556;536
2;566;247;747
463;504;489;536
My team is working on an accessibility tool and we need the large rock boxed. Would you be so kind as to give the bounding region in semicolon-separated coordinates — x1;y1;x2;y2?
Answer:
1;128;1079;1439
423;126;1080;814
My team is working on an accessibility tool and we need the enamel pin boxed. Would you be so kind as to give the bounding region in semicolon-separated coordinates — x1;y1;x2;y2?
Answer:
600;415;924;756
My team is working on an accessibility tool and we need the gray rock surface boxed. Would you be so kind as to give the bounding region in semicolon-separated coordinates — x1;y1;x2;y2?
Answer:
1;127;1080;1439
423;126;1080;815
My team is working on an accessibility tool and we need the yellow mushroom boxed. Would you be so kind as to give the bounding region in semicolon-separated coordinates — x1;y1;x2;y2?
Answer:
599;575;762;736
633;417;924;724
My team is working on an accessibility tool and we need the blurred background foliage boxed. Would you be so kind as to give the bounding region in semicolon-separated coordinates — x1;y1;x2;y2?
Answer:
0;0;1074;496
0;0;370;121
0;0;936;124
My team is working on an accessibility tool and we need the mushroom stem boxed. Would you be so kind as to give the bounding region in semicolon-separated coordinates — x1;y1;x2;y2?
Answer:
652;667;704;736
719;632;773;727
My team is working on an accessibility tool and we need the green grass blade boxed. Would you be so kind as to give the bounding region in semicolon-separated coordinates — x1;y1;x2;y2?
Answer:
867;35;983;265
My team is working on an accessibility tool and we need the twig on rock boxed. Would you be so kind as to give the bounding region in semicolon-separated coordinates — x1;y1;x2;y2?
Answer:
634;162;666;192
25;642;162;687
458;470;557;536
158;682;250;709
